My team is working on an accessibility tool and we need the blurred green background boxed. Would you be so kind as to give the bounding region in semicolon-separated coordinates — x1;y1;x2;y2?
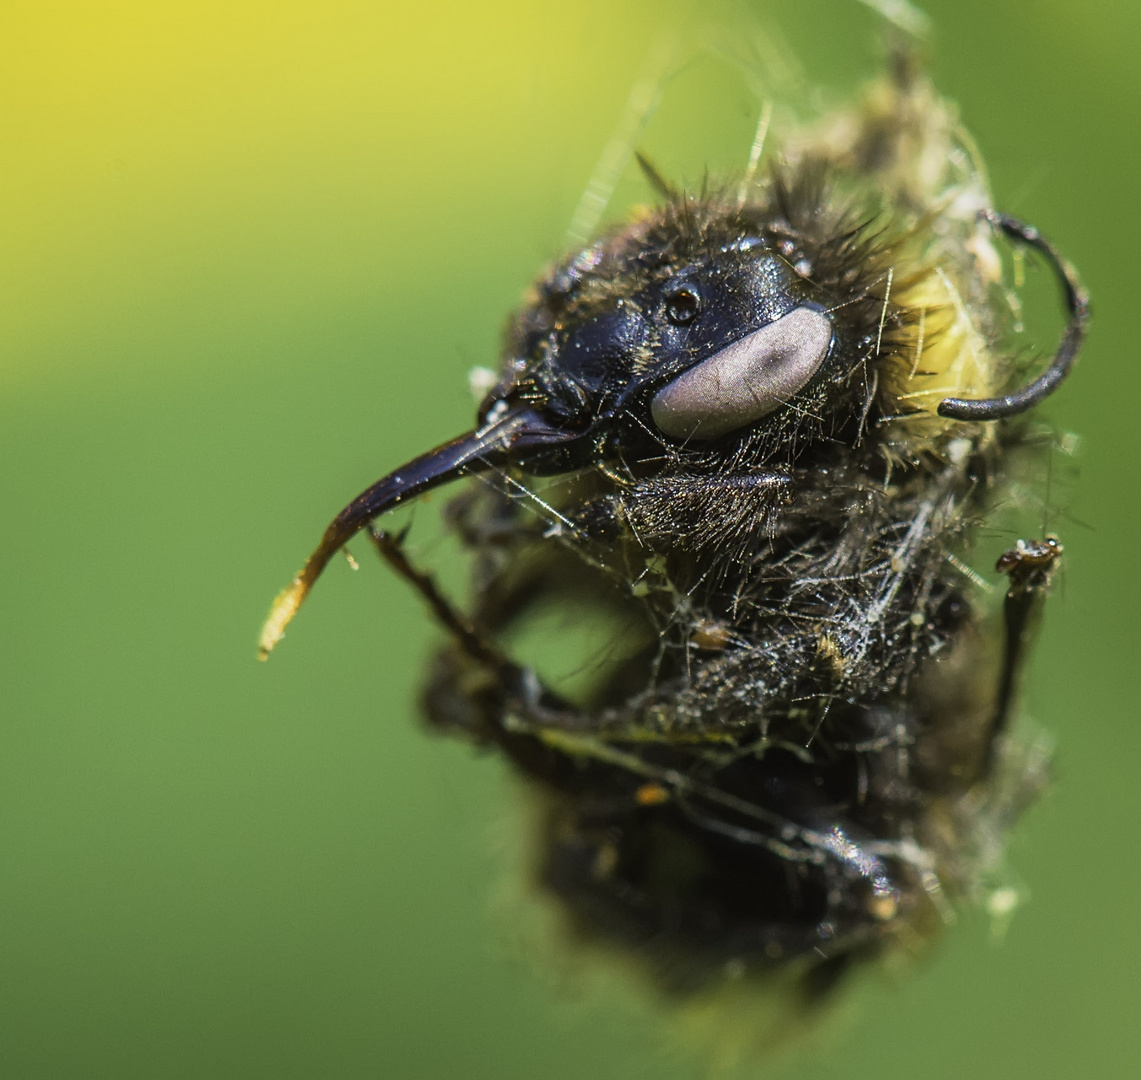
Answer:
2;1;1136;1076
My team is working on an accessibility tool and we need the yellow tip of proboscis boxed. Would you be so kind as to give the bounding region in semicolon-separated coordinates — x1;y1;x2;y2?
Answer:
257;577;307;660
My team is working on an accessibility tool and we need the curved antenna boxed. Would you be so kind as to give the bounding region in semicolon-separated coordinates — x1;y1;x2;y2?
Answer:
937;210;1090;421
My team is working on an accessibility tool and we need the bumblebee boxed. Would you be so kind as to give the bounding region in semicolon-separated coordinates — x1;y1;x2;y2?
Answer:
259;47;1086;1005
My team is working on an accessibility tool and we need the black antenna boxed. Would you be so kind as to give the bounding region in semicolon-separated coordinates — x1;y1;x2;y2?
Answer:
938;210;1090;421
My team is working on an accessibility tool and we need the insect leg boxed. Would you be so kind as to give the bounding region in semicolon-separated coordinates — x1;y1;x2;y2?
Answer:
989;535;1063;744
369;526;522;686
369;526;585;777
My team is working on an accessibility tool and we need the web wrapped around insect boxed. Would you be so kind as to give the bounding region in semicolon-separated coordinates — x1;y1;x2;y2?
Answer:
413;47;1066;1000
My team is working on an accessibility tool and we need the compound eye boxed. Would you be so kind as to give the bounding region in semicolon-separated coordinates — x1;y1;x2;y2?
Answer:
664;282;701;326
650;305;832;441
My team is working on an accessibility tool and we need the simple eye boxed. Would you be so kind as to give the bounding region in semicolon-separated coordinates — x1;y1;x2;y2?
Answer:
664;284;701;326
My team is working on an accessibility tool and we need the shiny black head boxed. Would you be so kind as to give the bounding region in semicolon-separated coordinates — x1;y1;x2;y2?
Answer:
258;194;858;656
479;205;866;471
258;184;1085;658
